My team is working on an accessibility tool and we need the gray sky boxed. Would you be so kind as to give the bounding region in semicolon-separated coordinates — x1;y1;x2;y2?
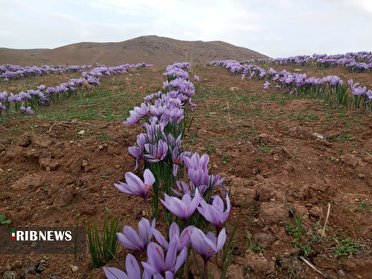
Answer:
1;0;371;57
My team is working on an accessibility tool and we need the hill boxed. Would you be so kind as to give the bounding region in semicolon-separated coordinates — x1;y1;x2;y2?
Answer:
0;35;267;65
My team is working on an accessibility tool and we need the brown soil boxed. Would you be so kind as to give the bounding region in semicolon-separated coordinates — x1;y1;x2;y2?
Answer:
0;65;371;279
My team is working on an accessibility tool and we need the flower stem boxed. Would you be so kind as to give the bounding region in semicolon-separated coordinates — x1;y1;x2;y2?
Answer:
144;197;150;218
203;260;208;279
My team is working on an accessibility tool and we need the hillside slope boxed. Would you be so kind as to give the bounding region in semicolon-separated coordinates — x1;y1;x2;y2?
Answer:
0;35;267;65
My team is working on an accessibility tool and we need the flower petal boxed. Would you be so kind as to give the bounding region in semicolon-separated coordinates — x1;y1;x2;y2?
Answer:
125;172;144;192
174;246;188;272
143;169;155;186
190;228;216;261
153;228;169;249
217;228;227;251
161;194;187;218
103;267;128;279
125;254;141;279
212;195;224;212
165;237;178;271
142;261;158;276
118;226;143;250
114;182;133;195
138;218;152;247
169;222;180;240
147;242;165;273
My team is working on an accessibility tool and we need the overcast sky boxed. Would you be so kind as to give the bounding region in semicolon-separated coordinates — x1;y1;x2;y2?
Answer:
1;0;371;57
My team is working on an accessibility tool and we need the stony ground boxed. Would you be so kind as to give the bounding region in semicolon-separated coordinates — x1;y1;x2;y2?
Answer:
0;65;371;278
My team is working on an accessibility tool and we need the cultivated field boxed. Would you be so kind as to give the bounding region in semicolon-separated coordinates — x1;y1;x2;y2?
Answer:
0;57;371;279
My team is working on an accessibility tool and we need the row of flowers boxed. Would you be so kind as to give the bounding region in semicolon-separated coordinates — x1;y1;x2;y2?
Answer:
104;63;230;279
0;63;150;116
270;52;372;72
209;60;372;110
0;64;92;81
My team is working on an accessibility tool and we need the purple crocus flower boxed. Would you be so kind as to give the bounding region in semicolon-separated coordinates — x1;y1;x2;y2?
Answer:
181;152;225;194
20;105;34;115
186;168;210;194
188;98;196;110
353;87;367;96
209;174;225;189
142;237;187;278
153;222;194;252
124;110;141;126
172;181;191;196
133;103;151;121
103;253;149;279
263;81;270;90
117;218;156;251
183;152;225;195
128;133;148;170
128;146;142;171
349;80;367;96
143;120;166;144
170;146;185;177
184;152;209;171
162;107;184;124
114;169;155;199
161;189;201;220
198;195;231;231
190;227;226;262
0;91;8;101
144;140;168;163
164;67;189;80
123;103;151;126
366;90;372;101
149;104;165;118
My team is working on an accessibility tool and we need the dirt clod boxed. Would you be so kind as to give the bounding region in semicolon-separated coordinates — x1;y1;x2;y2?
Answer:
31;134;53;148
18;134;32;147
259;202;288;224
309;205;323;218
254;232;276;249
39;157;60;171
11;174;44;190
226;264;245;279
244;251;275;275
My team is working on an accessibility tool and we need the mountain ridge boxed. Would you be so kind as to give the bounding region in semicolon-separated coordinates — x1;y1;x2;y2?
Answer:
0;35;268;65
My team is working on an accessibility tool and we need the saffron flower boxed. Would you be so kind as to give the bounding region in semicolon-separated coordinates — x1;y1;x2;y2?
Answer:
103;253;148;279
190;227;226;262
144;139;169;162
184;152;209;171
198;194;231;231
117;218;156;251
348;79;367;96
172;180;193;196
153;222;194;252
142;237;187;278
171;146;185;177
128;145;142;171
20;105;34;115
114;169;155;199
161;189;201;220
124;103;150;125
183;152;225;194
